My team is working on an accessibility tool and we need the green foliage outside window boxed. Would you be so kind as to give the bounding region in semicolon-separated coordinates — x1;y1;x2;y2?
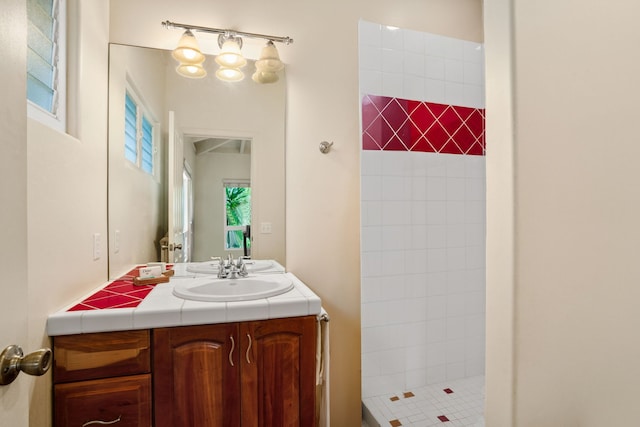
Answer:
225;186;251;250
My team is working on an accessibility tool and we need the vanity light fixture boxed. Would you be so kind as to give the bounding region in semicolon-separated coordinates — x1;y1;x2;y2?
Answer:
162;20;293;84
215;34;247;81
252;40;284;83
171;29;207;79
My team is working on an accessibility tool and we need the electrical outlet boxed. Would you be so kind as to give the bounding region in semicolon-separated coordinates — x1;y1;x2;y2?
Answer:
260;222;272;234
93;233;101;260
114;230;120;254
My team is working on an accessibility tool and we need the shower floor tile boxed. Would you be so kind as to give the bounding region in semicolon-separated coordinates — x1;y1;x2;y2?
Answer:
362;376;485;427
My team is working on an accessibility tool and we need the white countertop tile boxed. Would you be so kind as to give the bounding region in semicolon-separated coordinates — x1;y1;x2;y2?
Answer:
47;268;322;336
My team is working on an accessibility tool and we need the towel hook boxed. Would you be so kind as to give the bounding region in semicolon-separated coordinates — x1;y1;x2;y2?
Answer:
319;141;333;154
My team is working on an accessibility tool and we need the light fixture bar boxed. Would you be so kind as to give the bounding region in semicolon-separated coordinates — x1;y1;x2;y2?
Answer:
162;20;294;45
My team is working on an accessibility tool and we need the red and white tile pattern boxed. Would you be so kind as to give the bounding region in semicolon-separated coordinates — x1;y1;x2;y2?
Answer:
362;375;485;427
67;266;164;311
362;95;485;156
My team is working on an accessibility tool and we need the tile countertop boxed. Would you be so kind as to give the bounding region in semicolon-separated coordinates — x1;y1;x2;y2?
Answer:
47;266;322;336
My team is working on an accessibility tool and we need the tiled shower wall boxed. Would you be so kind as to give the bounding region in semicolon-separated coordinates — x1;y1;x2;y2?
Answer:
359;21;486;398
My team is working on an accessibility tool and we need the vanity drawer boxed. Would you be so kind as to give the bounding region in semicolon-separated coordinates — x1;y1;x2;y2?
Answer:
54;374;151;427
53;330;150;383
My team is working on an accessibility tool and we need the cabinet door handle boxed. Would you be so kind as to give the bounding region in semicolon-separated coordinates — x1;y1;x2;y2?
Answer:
245;334;252;364
229;335;235;367
82;415;122;426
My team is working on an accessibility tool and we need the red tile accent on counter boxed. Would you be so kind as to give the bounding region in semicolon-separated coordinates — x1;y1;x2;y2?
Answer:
67;266;170;311
362;94;485;155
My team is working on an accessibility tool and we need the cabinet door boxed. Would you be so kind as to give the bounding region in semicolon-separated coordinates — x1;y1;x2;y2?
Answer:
241;316;317;427
154;323;241;427
54;374;151;427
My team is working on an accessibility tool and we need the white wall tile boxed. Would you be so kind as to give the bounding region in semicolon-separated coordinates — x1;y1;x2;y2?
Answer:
362;226;382;252
382;151;411;176
446;224;466;248
426;272;447;296
404;29;426;53
405;52;426;77
361;150;383;175
426;224;446;248
445;81;465;106
410;224;428;250
446;200;465;225
360;23;486;395
426;295;446;319
446;177;466;200
362;201;382;227
360;70;383;97
360;45;382;72
361;175;382;201
382;26;404;50
427;177;447;200
381;250;406;277
382;201;411;225
463;40;484;64
406;274;428;298
445;59;464;83
463;84;485;109
410;200;427;224
406;249;428;275
444;37;465;60
382;48;404;74
361;251;382;277
425;78;446;104
426;201;446;225
403;75;425;102
382;72;404;99
382;176;409;201
424;33;447;58
427;248;447;272
427;319;446;345
425;56;446;80
359;20;382;48
463;61;484;86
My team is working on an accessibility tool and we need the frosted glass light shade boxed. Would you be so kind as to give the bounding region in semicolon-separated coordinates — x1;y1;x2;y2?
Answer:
215;39;247;68
252;70;279;84
216;67;244;82
172;30;205;64
255;41;284;73
177;63;207;78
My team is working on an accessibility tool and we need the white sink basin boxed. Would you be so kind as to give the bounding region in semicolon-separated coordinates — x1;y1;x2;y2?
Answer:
185;260;276;275
172;274;294;302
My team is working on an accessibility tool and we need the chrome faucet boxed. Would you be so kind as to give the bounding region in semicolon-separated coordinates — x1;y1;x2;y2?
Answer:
216;255;249;279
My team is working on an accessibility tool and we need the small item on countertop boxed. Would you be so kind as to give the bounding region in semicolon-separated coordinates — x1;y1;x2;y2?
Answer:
133;265;172;286
147;262;167;272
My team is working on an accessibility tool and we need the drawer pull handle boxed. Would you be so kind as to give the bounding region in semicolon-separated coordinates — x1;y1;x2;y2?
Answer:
82;415;122;426
246;334;252;364
229;335;235;367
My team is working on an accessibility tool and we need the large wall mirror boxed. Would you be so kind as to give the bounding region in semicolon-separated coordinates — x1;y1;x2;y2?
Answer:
107;43;286;279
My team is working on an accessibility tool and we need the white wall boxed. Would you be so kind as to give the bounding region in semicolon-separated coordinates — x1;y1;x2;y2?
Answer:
108;44;166;277
485;0;640;426
0;0;28;425
109;0;482;423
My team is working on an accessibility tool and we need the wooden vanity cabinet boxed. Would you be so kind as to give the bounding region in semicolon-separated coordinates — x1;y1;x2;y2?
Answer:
153;316;317;427
52;330;152;427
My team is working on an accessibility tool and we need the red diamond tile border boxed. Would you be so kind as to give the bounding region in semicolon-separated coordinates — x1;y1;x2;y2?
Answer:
443;388;454;394
438;415;450;422
67;265;172;311
362;94;485;156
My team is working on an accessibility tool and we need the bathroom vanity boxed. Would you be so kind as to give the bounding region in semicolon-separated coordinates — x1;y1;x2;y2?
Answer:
48;262;322;427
